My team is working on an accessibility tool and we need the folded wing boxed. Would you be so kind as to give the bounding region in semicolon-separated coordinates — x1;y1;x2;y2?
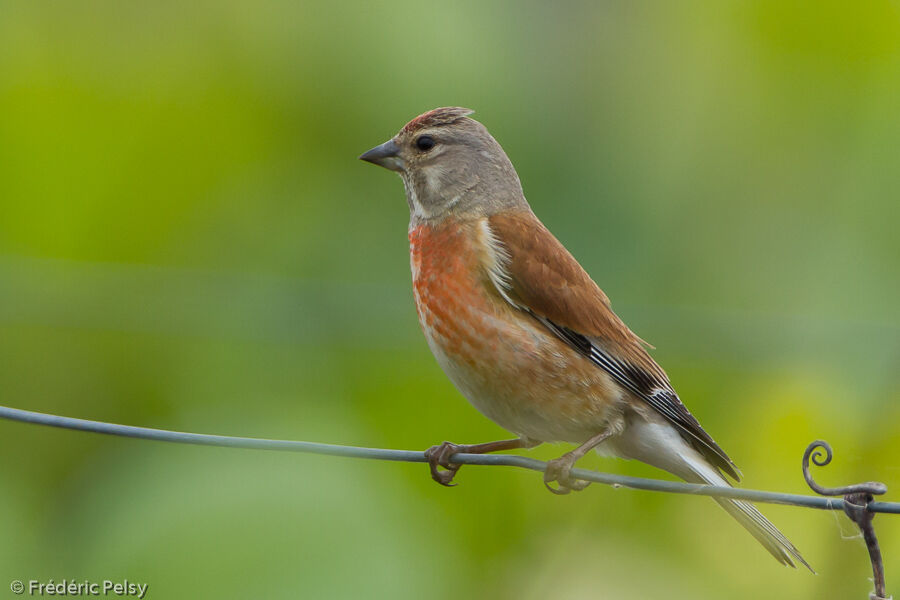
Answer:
486;210;739;481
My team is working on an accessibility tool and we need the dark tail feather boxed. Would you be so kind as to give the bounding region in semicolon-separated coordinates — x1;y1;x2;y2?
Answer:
713;494;813;571
683;453;814;572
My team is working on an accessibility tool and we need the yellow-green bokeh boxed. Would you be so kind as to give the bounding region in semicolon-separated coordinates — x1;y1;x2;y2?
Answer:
1;2;898;598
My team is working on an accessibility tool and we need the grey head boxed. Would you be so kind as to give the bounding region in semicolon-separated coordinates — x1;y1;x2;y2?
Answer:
359;107;529;225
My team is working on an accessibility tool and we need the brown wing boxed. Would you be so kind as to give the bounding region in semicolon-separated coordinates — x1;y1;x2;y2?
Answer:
488;211;739;480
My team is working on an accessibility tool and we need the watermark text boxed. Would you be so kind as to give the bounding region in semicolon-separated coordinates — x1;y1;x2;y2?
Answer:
9;580;147;598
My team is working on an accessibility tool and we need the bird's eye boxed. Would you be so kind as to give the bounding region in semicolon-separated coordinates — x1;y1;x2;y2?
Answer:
415;135;435;151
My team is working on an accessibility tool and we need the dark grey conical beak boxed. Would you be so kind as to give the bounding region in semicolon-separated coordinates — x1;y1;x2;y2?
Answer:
359;139;404;172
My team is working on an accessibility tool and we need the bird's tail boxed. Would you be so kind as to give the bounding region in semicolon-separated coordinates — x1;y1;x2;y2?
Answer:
611;420;812;571
676;444;813;571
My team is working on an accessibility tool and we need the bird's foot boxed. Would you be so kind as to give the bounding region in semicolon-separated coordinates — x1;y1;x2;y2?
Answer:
424;438;532;487
543;453;590;495
424;441;465;486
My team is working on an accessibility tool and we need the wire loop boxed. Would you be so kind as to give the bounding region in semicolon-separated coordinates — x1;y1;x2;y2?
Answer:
802;440;887;497
802;440;890;600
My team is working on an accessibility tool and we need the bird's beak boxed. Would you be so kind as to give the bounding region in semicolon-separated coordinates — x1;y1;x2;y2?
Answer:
359;139;404;172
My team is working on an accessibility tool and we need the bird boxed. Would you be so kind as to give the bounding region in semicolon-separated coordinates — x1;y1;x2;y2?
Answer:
359;107;810;569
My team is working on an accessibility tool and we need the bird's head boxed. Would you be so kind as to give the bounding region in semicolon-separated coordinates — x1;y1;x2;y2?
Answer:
360;107;527;224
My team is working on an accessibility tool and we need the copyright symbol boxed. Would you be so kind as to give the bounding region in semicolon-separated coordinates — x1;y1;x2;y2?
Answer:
10;580;24;595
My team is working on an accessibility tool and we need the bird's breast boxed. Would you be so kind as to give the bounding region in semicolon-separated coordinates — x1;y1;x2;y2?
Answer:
408;219;619;443
409;220;495;366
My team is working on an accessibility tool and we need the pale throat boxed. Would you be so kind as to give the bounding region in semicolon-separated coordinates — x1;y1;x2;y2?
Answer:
400;173;424;222
402;168;485;228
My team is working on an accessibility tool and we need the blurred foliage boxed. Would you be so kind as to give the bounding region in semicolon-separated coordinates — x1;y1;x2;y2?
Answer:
1;1;898;598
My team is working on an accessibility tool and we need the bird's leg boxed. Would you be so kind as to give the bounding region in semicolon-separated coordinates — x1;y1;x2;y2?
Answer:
544;428;614;495
425;438;539;487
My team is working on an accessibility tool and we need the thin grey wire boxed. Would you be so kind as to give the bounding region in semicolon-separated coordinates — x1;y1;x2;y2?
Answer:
1;404;897;514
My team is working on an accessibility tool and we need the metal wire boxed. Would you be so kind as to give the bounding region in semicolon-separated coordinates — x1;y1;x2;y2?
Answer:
1;404;898;514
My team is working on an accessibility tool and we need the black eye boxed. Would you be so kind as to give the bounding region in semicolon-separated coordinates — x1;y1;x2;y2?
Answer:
415;135;435;151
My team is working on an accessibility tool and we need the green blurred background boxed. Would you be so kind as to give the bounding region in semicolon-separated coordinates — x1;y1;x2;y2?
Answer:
1;1;898;598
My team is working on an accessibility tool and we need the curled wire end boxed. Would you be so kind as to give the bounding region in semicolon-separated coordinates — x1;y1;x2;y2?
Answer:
808;439;833;467
802;440;887;497
803;440;890;600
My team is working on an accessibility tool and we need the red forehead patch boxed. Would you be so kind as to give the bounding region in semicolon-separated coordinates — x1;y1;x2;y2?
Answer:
402;107;474;134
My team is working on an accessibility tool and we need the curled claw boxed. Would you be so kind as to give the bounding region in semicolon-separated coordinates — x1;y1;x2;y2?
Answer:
425;441;463;486
542;430;612;495
423;438;532;487
543;456;590;496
